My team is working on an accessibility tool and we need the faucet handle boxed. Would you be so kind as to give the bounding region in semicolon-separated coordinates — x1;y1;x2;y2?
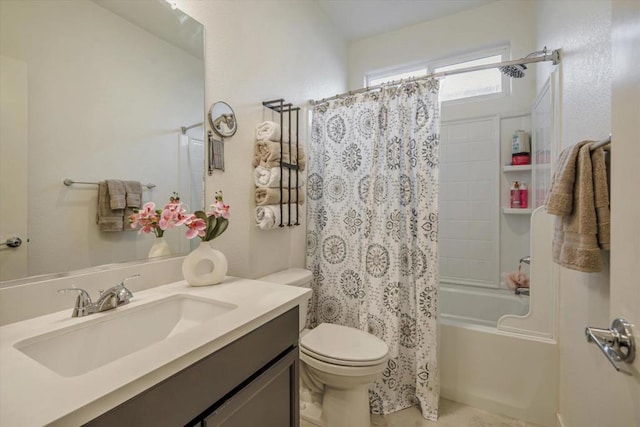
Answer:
119;274;140;288
115;274;139;304
58;288;93;317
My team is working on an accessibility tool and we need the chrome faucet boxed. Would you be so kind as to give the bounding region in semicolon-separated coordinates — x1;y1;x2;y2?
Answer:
58;275;138;317
519;255;531;265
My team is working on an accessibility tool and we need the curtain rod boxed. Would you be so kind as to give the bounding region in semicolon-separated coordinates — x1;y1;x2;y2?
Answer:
309;48;561;105
181;122;203;134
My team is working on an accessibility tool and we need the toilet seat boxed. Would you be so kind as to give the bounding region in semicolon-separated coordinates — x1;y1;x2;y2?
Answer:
300;323;388;367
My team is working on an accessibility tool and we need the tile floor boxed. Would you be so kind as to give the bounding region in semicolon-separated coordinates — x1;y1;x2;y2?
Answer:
301;399;544;427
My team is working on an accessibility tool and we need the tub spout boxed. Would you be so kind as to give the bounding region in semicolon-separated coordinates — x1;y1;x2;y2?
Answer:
519;256;531;265
515;287;530;296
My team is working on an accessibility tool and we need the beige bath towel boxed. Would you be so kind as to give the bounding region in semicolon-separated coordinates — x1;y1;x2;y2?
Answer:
106;179;126;210
255;205;297;229
97;181;124;231
545;140;591;215
252;140;306;171
591;144;611;250
550;143;603;272
255;187;305;206
254;165;305;188
255;121;290;143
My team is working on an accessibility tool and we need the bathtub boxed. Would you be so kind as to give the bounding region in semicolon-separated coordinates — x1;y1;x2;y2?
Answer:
439;282;529;327
438;281;557;427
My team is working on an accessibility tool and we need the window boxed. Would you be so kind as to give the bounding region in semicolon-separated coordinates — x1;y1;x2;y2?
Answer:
435;54;503;102
367;67;427;87
364;46;508;103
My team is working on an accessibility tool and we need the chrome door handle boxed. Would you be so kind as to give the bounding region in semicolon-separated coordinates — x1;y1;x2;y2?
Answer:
585;318;636;375
0;237;22;248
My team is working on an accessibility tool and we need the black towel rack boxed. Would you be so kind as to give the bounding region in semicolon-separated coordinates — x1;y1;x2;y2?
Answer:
262;99;301;227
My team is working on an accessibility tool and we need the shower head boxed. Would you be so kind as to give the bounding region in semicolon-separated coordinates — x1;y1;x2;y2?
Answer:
499;47;557;79
499;63;527;78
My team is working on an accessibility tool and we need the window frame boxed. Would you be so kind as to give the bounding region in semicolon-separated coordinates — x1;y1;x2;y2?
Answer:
364;45;511;104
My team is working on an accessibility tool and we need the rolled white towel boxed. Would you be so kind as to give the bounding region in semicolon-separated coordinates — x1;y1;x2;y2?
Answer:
256;120;289;142
254;166;306;188
255;205;301;229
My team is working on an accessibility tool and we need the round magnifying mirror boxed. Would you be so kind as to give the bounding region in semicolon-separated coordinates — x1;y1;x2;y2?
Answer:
208;101;237;138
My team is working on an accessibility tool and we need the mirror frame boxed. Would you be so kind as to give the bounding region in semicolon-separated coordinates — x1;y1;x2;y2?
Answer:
208;101;237;138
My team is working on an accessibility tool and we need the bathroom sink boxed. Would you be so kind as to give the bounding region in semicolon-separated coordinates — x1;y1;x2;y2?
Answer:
14;294;237;377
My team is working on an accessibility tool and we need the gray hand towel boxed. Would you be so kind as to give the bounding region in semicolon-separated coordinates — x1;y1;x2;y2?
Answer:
106;179;126;210
122;180;142;231
123;180;142;208
97;181;124;232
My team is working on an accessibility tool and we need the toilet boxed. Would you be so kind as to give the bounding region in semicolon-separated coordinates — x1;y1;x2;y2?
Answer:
259;268;389;427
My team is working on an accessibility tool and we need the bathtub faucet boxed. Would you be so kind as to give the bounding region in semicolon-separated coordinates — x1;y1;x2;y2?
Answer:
515;287;530;296
519;255;531;265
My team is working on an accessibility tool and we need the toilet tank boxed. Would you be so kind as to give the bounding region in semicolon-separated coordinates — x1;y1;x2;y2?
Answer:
258;268;312;332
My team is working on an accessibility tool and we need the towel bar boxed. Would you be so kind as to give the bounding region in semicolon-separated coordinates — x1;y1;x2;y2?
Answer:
590;135;611;151
63;179;156;189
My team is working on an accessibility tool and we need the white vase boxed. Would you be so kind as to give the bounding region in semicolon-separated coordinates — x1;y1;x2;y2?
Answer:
148;236;171;258
181;240;228;286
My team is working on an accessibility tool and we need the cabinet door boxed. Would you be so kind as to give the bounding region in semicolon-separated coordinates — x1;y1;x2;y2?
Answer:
203;348;299;427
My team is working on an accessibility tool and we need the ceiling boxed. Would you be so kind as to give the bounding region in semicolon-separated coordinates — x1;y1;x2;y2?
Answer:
92;0;204;59
316;0;497;41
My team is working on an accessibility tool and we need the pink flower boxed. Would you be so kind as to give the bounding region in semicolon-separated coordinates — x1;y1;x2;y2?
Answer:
159;202;189;230
129;202;161;235
184;215;207;239
206;191;230;219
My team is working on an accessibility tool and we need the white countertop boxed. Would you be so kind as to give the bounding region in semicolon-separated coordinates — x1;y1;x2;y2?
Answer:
0;277;310;426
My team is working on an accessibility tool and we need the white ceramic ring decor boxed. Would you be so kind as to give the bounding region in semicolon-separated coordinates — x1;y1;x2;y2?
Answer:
148;236;171;258
182;240;228;286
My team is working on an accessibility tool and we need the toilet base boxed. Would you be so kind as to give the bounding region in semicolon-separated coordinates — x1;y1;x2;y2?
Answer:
300;400;322;426
321;385;370;427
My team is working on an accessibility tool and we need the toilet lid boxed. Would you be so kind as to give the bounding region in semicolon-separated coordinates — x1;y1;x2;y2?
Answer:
300;323;388;366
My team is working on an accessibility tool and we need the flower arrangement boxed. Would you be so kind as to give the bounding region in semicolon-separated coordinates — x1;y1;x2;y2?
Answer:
130;192;229;241
129;193;190;238
185;191;230;241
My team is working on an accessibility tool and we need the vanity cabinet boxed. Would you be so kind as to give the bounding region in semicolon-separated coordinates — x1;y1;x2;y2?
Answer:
84;307;299;427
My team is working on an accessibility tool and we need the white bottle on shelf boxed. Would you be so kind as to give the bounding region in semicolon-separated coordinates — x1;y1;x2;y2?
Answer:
510;181;521;209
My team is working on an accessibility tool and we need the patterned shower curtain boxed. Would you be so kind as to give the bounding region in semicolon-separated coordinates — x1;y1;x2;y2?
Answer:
306;79;441;420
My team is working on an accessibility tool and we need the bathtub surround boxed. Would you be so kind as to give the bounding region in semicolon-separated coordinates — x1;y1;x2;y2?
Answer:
307;80;441;420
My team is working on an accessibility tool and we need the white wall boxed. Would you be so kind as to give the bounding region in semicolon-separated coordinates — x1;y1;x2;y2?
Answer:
534;1;614;426
0;0;204;276
176;0;347;279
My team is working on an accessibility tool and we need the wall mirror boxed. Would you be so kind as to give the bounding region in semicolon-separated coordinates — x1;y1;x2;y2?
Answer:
0;0;205;283
209;101;237;138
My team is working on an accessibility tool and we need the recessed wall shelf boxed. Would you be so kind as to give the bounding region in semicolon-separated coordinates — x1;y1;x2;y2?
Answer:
503;165;532;172
502;208;533;215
